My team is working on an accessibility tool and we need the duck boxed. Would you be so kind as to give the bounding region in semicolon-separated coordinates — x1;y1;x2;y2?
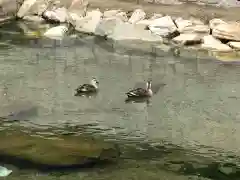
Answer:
126;80;153;99
74;78;99;96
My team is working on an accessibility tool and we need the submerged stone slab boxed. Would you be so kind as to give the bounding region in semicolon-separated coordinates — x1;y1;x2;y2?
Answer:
0;127;120;167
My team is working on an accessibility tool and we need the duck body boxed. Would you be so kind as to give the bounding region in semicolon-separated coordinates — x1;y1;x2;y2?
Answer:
74;78;99;96
125;81;153;99
126;88;152;98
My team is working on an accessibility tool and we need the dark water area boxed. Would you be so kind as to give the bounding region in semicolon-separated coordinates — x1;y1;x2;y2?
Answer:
1;21;240;179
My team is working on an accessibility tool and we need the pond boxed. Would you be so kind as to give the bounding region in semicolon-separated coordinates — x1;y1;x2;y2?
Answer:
0;21;240;180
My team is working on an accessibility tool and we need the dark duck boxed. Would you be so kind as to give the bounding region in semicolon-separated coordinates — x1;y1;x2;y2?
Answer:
74;78;99;96
125;81;153;102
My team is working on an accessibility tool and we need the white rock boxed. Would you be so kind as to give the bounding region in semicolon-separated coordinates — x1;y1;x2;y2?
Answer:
22;15;45;22
128;9;146;24
212;22;240;41
148;16;177;37
201;35;232;52
75;9;102;34
228;41;240;49
17;0;37;18
43;25;68;40
67;12;83;25
173;33;202;45
108;22;163;42
43;7;68;23
209;18;227;29
136;19;154;26
68;0;88;17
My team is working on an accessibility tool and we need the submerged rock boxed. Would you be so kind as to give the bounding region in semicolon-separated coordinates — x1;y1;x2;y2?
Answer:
148;16;178;37
128;9;146;24
0;128;120;169
43;24;68;40
108;22;163;42
212;22;240;41
201;35;232;52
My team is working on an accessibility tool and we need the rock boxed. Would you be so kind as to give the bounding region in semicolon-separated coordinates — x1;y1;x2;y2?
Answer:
201;35;232;52
103;9;121;18
43;25;68;40
228;41;240;50
148;16;178;37
67;12;83;25
0;127;120;168
209;18;227;29
175;17;209;34
108;22;163;42
17;0;37;18
22;15;45;23
43;7;69;23
128;9;146;24
75;9;102;34
95;17;123;36
173;33;202;45
181;24;210;34
212;22;240;41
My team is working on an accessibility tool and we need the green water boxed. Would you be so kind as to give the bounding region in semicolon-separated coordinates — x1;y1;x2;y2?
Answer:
0;21;240;179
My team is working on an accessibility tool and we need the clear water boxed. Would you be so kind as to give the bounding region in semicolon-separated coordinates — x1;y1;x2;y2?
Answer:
1;22;240;179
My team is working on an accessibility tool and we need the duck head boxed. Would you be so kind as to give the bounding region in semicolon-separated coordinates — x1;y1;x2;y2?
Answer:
91;78;99;88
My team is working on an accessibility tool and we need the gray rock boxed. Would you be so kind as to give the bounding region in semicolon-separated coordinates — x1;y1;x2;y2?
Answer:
22;15;45;22
17;0;37;18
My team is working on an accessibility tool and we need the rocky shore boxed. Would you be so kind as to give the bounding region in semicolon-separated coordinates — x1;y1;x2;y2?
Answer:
0;0;240;56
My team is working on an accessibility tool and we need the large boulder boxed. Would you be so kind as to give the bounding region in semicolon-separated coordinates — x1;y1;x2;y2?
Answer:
212;22;240;41
107;22;163;42
148;16;178;37
201;35;232;52
74;9;102;34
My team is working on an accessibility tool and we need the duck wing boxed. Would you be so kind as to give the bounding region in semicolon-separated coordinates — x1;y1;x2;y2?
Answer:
76;84;96;93
126;88;148;97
